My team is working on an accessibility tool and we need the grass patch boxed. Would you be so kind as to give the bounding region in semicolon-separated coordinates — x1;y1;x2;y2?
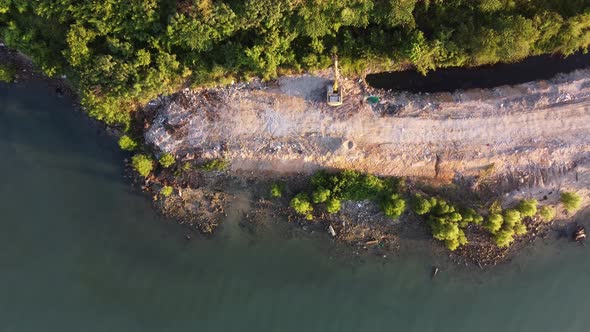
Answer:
200;159;229;172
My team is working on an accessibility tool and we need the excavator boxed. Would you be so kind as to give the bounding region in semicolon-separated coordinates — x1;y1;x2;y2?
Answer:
326;56;343;106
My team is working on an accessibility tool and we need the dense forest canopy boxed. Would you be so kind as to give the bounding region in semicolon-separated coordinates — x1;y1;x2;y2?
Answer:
1;0;590;126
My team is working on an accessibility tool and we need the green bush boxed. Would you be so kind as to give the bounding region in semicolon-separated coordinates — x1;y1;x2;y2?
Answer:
325;198;341;214
514;223;527;236
382;193;406;219
306;169;403;217
430;217;468;251
539;206;556;222
0;64;16;83
310;170;330;188
131;154;154;178
159;153;176;168
410;194;433;215
270;182;284;198
494;229;516;248
486;207;527;248
327;170;390;201
462;208;484;225
517;199;538;218
561;192;582;213
200;159;229;172
489;200;503;214
485;213;504;233
160;186;173;197
312;187;331;204
503;209;522;228
118;135;137;151
290;193;313;220
417;196;479;251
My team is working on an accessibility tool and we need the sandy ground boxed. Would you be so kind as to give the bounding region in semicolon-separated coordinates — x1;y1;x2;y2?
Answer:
145;68;590;207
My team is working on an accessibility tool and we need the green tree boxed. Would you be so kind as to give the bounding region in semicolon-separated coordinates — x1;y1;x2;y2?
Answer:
429;218;468;251
539;206;556;222
461;208;484;225
131;154;154;177
494;229;515;248
514;222;527;236
382;193;406;219
561;192;582;213
312;187;331;204
290;192;313;220
503;209;522;228
517;199;538;218
118;135;137;151
410;194;432;215
485;213;504;233
325;198;342;214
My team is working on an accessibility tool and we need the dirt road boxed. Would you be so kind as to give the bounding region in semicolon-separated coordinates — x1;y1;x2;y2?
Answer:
146;68;590;188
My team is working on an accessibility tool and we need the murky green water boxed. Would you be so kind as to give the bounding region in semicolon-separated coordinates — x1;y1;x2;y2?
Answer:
1;81;590;332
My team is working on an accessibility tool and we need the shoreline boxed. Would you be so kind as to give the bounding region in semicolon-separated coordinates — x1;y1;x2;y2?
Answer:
2;44;588;269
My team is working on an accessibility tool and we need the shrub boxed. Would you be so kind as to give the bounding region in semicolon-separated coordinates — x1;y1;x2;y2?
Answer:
462;208;484;225
118;135;137;151
410;194;432;215
0;64;16;83
503;209;522;228
494;229;515;248
517;199;538;218
312;187;331;203
131;154;154;177
270;182;284;198
561;192;582;213
489;200;503;214
310;170;330;188
485;213;504;233
200;159;229;171
413;195;477;250
429;218;468;251
159;153;176;168
160;186;173;197
539;206;556;222
446;231;468;251
331;170;387;201
0;65;16;83
290;193;313;220
382;193;406;219
514;223;527;236
325;198;341;214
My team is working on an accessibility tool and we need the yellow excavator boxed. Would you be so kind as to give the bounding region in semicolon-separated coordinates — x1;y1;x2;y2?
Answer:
326;56;343;106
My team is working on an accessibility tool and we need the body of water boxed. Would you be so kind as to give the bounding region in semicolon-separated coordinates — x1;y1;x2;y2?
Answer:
366;51;590;93
1;82;589;331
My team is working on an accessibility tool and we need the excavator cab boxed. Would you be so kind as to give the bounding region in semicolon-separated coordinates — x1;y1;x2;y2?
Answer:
327;57;343;106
